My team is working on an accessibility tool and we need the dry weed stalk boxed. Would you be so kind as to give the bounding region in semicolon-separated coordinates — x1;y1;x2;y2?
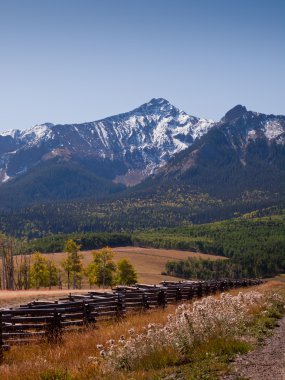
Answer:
99;291;266;370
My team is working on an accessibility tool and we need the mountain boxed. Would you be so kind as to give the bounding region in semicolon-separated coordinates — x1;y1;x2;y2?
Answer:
0;98;214;187
0;101;284;237
144;104;285;198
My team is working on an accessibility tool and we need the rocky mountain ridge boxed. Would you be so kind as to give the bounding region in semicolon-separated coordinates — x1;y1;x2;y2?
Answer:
0;99;284;208
0;98;215;185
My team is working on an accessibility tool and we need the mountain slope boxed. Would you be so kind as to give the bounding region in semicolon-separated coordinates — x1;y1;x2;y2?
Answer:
143;105;285;198
0;159;124;209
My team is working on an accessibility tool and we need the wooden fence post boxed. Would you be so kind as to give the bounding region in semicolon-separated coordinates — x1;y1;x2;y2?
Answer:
116;294;125;319
47;309;62;343
142;293;149;310
197;283;203;298
176;287;182;302
83;303;94;325
0;312;3;364
158;289;166;308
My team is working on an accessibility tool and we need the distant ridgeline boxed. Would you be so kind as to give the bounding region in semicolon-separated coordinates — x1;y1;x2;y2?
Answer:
25;211;285;279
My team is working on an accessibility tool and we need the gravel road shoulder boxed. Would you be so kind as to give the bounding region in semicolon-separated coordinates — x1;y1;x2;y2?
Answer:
224;315;285;380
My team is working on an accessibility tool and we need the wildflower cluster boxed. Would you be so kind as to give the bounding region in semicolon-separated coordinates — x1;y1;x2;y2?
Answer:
98;291;266;370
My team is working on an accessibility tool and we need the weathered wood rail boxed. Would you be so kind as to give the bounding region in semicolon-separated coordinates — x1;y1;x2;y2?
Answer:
0;278;262;361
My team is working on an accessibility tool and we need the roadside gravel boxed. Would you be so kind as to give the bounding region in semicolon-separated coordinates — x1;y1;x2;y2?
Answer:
224;315;285;380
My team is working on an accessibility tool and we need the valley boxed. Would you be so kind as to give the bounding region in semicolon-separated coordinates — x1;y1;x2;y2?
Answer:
0;93;284;380
1;1;284;378
0;96;284;380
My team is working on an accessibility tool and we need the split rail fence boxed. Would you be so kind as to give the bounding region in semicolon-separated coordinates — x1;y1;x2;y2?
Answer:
0;278;262;360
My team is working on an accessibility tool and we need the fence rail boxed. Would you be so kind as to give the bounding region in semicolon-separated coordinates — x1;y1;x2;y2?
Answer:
0;278;262;360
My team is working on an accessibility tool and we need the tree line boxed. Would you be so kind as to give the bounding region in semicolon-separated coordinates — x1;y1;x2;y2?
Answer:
162;213;285;279
0;236;137;290
165;253;285;280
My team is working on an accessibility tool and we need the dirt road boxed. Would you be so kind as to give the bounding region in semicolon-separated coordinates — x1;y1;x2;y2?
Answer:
224;315;285;380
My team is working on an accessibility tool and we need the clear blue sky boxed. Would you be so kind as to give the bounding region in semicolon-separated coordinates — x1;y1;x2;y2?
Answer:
0;0;284;132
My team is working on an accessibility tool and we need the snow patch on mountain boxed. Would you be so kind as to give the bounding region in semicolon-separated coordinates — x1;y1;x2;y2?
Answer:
173;137;188;152
263;120;284;140
190;118;215;139
2;172;10;183
20;123;54;146
247;129;258;140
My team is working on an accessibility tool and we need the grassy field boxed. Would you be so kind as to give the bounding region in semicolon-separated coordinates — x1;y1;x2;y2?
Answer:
0;247;224;308
0;289;95;309
1;281;284;380
270;273;285;283
45;246;226;284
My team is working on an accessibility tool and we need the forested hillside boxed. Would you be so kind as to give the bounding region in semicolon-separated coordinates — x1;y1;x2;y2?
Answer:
23;211;285;279
142;212;285;279
0;185;282;238
0;159;125;209
132;211;285;255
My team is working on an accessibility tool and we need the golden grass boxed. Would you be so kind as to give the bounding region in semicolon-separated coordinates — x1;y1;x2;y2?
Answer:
1;304;179;380
270;274;285;283
0;246;225;308
45;246;225;284
0;289;100;309
0;247;224;308
1;281;282;380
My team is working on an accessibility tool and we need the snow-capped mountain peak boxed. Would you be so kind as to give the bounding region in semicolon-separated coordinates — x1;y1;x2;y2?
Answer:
135;97;179;114
0;100;284;186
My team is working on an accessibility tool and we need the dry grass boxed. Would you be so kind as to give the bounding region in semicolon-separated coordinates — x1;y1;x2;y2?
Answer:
1;304;179;380
1;281;282;380
0;247;224;308
270;274;285;283
0;289;99;309
44;246;225;284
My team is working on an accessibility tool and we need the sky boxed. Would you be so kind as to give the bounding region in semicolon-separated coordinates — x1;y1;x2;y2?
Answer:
0;0;284;132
